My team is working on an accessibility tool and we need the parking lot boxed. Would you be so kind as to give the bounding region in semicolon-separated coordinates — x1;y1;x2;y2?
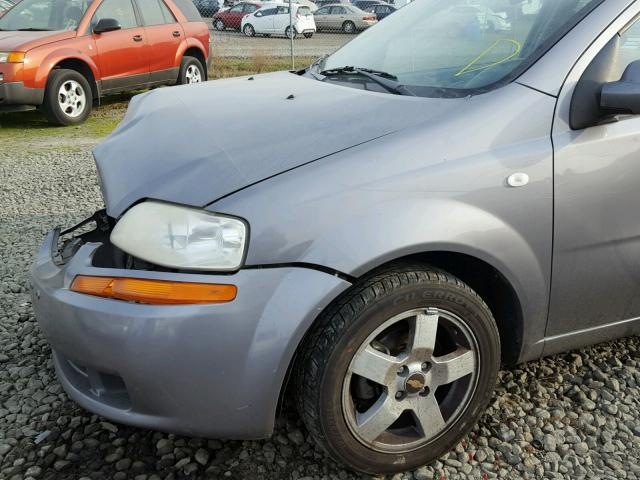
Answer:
211;28;354;58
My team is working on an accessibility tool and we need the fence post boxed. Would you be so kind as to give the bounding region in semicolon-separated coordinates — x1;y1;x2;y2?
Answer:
289;0;295;70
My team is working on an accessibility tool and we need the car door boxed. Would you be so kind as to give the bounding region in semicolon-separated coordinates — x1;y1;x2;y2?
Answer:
91;0;149;91
227;3;245;29
314;6;330;29
547;15;640;348
134;0;182;83
329;5;347;30
273;5;289;33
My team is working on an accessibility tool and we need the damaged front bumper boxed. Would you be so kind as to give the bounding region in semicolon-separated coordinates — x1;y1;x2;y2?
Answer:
30;215;350;438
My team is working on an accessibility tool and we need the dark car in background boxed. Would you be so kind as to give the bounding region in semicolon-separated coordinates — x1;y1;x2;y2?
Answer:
193;0;220;17
362;2;395;20
213;1;260;30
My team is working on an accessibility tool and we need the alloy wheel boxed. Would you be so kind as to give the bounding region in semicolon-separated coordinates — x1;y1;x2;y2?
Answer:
58;80;86;118
342;307;479;453
185;65;202;84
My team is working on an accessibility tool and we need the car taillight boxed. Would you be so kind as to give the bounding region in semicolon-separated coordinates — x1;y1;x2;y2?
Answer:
363;15;376;20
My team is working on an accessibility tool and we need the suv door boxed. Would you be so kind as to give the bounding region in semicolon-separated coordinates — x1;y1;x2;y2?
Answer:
91;0;149;91
548;12;640;350
135;0;183;83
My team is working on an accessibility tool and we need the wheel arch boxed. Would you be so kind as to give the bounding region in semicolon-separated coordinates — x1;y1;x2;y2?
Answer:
276;249;525;415
37;53;101;103
179;41;208;80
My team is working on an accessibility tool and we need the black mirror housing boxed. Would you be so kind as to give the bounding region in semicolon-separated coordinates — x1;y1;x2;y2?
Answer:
93;18;122;34
601;60;640;115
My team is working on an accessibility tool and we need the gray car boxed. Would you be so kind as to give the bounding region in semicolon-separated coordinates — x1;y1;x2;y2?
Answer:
314;3;377;33
30;0;640;475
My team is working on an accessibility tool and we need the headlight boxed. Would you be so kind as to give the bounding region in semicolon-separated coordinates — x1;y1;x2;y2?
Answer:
0;52;25;64
111;201;248;272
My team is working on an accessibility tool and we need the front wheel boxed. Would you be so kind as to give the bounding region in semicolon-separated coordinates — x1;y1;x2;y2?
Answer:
178;56;205;85
243;24;255;37
41;69;93;126
296;265;501;475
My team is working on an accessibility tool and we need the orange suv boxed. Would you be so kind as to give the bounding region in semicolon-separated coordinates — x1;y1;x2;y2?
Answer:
0;0;212;125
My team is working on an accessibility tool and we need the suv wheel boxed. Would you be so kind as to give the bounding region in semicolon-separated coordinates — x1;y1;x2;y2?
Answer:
296;265;501;474
285;26;297;39
243;24;255;36
179;56;205;85
42;69;92;126
214;18;225;30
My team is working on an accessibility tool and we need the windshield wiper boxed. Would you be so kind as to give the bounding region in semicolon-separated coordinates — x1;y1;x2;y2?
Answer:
320;66;415;96
17;28;52;31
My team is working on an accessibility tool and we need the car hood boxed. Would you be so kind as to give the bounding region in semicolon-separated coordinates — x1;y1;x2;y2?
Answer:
0;30;75;51
94;71;455;218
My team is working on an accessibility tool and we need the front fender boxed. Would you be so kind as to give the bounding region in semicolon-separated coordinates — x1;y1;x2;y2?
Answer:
30;49;100;89
211;83;555;362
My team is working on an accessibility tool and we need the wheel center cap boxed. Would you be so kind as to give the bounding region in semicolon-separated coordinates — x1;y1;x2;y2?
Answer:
404;373;426;394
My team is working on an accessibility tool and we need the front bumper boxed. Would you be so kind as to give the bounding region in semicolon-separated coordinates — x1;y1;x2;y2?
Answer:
31;231;350;438
0;81;44;107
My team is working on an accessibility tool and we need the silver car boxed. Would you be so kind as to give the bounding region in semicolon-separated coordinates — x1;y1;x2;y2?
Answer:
313;3;377;33
31;0;640;475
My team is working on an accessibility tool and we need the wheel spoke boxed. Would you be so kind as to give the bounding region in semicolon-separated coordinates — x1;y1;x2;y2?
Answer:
412;394;446;439
349;345;398;385
355;393;402;442
410;310;439;355
431;347;475;386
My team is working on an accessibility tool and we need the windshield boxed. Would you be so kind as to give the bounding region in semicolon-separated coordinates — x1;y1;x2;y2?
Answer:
320;0;603;97
0;0;94;31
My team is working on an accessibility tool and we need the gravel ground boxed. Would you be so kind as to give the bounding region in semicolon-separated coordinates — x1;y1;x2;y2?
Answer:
2;145;640;480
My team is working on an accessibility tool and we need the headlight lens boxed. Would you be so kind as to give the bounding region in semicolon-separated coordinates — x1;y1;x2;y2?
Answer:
111;201;248;272
0;52;25;64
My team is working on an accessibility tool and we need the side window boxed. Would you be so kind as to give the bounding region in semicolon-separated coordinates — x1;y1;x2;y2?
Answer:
92;0;138;29
136;0;175;25
316;7;328;14
331;6;346;14
229;4;243;12
276;5;289;15
244;3;257;13
171;0;201;21
261;8;277;16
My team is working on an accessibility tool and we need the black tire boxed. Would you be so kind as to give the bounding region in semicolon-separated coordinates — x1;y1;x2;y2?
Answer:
342;20;356;33
243;23;255;36
285;26;297;39
178;56;205;85
214;18;225;30
41;69;93;126
296;265;500;475
303;32;313;38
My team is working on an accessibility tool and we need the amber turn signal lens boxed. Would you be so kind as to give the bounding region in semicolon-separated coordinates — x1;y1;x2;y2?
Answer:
71;276;237;305
7;52;25;63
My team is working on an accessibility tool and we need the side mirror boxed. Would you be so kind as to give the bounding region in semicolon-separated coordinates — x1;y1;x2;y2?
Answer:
93;18;122;34
600;60;640;114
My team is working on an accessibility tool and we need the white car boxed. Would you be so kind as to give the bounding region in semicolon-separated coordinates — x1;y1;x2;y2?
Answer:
242;3;316;38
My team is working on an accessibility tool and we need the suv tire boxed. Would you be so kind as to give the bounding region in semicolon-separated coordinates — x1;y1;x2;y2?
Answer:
42;69;93;126
179;56;205;85
296;265;501;474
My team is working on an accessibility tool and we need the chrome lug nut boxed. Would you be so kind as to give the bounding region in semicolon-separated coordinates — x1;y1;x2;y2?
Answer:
421;361;432;372
395;391;406;401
